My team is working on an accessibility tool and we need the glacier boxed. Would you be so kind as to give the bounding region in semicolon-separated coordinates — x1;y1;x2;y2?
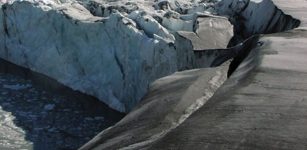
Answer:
1;0;307;149
0;0;233;112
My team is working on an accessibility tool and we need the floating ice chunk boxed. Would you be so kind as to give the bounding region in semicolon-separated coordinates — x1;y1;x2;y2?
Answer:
94;117;104;120
3;84;32;90
44;104;56;111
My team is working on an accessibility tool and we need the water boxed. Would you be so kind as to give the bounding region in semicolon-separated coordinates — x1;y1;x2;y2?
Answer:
0;61;124;150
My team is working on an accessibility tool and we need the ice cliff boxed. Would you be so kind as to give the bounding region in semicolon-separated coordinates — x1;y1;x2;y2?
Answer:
0;0;233;112
217;0;300;44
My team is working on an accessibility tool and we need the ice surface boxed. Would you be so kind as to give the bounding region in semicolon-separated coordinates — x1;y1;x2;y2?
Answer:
0;0;233;112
